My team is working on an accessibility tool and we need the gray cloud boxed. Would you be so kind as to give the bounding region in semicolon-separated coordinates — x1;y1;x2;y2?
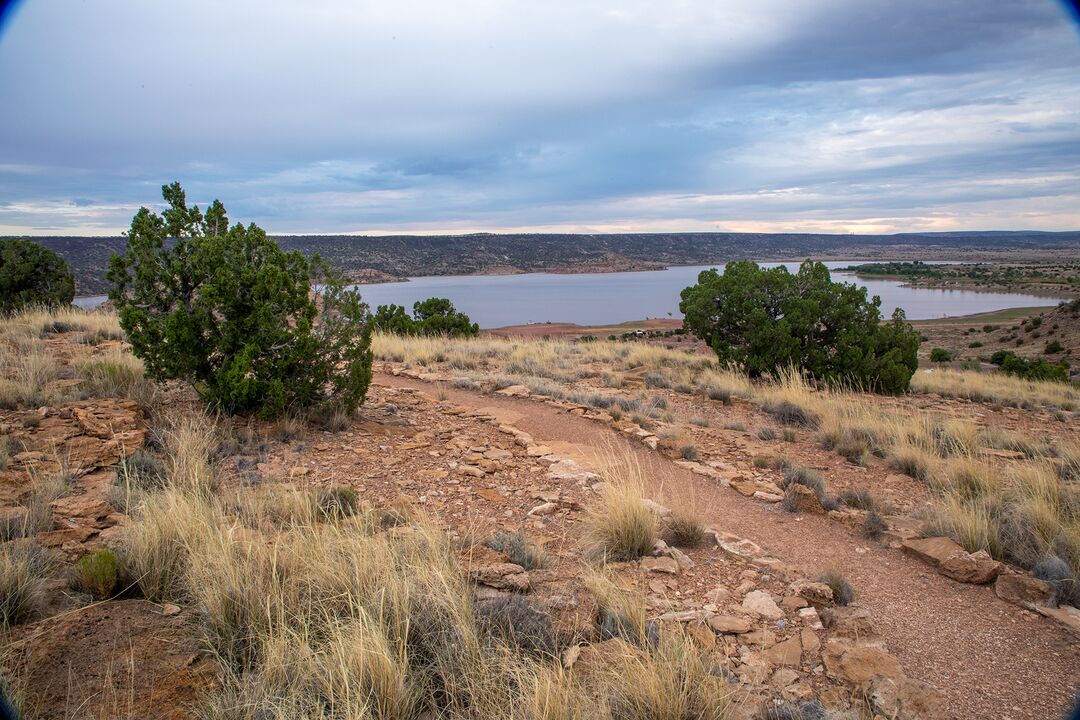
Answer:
1;0;1078;234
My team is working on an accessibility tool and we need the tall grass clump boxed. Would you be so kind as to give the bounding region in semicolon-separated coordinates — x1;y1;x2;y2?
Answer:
0;541;52;626
584;455;658;562
159;412;220;496
911;366;1080;410
75;347;151;399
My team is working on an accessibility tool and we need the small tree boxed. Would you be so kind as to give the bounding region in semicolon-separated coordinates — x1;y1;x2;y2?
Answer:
929;348;952;363
108;182;372;418
0;238;76;312
372;297;479;337
679;260;920;393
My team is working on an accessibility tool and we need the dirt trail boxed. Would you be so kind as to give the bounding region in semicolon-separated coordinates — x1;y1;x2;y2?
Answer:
379;373;1080;720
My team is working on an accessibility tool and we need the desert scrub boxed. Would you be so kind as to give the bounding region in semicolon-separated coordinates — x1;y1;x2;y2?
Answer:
72;548;121;599
863;509;887;539
0;541;52;626
314;485;360;521
1;464;72;541
817;570;854;606
757;426;779;441
485;530;550;570
910;366;1080;409
781;465;826;498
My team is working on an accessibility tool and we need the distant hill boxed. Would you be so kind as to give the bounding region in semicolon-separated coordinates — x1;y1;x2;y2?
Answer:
15;230;1080;296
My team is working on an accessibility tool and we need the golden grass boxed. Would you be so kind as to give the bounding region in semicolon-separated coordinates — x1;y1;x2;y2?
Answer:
75;348;151;399
911;366;1080;410
584;454;658;561
0;540;51;627
159;412;220;497
0;306;123;339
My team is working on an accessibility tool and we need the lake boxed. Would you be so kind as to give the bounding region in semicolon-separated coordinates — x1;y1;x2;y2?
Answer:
76;261;1065;327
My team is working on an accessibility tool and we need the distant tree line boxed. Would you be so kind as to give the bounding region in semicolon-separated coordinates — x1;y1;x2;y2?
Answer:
372;298;479;337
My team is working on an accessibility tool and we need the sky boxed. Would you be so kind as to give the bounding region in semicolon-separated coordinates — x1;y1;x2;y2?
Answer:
1;0;1079;236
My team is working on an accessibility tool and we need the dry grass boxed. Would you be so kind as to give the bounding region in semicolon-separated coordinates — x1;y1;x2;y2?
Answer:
158;412;220;497
0;339;61;408
911;366;1080;410
584;455;658;562
75;348;155;404
0;540;52;627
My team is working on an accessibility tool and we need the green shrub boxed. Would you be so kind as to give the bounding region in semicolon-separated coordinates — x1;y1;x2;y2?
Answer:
1045;340;1064;354
73;548;121;599
930;347;952;363
0;239;76;313
373;298;479;337
680;260;920;393
108;182;373;418
989;350;1068;383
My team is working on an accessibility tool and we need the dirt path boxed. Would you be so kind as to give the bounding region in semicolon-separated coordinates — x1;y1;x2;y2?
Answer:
379;373;1080;720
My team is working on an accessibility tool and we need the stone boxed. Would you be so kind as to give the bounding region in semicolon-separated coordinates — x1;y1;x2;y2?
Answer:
706;586;732;604
764;635;802;667
469;563;530;592
868;676;948;720
161;603;181;616
770;668;800;688
708;615;753;634
50;494;112;520
901;536;966;567
753;491;784;503
780;595;808;610
526;445;553;457
685;621;716;649
994;572;1053;606
789;580;834;606
742;590;784;620
785;484;827;514
798;607;823;631
800;627;820;653
823;643;902;687
820;606;876;641
459;464;486;478
734;653;773;685
641;556;680;575
289;466;310;478
476;488;504;502
938;549;1001;584
1033;604;1080;638
495;385;530;397
666;546;695;570
781;683;815;704
527;502;558;517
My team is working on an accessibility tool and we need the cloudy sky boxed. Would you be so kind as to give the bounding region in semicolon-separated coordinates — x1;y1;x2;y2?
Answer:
2;0;1079;235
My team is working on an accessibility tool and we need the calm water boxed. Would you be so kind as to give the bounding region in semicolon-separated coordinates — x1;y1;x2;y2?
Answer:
75;261;1064;327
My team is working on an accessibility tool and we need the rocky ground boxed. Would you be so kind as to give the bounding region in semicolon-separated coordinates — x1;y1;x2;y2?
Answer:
2;326;1079;719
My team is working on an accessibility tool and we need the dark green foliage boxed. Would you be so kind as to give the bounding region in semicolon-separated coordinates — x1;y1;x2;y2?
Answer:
989;350;1068;382
1045;340;1064;354
1032;555;1074;607
108;183;373;418
372;297;479;337
679;260;920;393
73;548;120;599
929;347;952;362
0;238;76;312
